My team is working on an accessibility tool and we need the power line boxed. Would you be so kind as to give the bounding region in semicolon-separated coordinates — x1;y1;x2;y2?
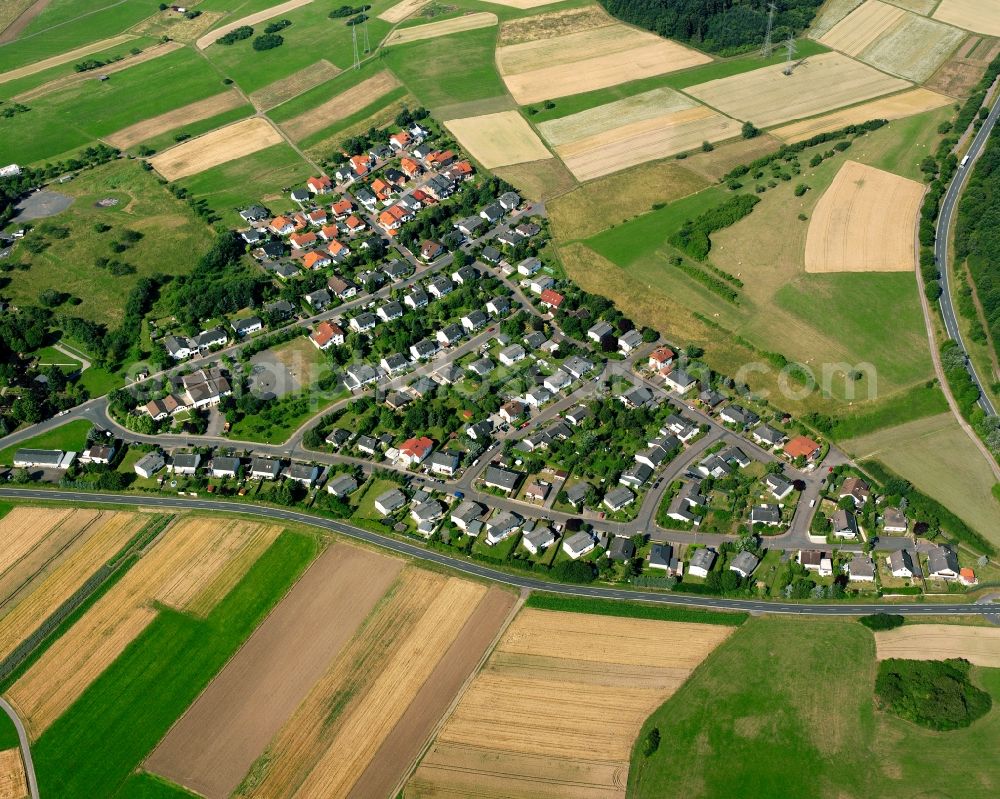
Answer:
761;2;777;58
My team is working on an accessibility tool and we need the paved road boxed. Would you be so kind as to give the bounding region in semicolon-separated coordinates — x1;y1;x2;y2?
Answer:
936;88;1000;416
0;697;39;799
0;488;988;617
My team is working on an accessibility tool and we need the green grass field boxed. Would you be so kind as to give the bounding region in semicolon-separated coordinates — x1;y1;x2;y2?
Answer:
845;413;1000;546
114;773;198;799
176;142;313;227
0;710;20;749
203;3;393;94
525;592;747;625
630;617;1000;799
5;160;210;327
0;0;155;73
31;530;319;799
380;25;506;111
0;419;92;465
2;48;230;165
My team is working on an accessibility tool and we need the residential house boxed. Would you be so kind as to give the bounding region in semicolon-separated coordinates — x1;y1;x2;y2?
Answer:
409;338;439;360
380;353;409;375
231;316;262;338
427;275;453;298
609;536;636;562
486;511;522;545
524;480;550;502
847;554;875;583
618;328;643;354
831;508;860;539
483;465;522;493
730;550;760;579
344;363;379;390
620;385;654;409
486;296;511;316
327;473;358;498
479;203;503;225
499;400;525;423
498;191;521;211
562;531;595;560
133;450;165;479
354;435;379;456
451;501;486;532
405;288;429;309
750;504;782;527
349;312;377;333
240;205;269;224
528;275;554;295
378;301;404;323
798;550;828;575
883;507;908;533
926;545;960;580
421;240;443;262
648;347;674;370
539;288;564;310
587;321;614;343
163;335;195;360
411;500;445;530
522;526;556;555
399;436;434;466
436;323;464;347
688;548;717;578
887;550;916;579
785;435;821;461
456;216;484;237
752;424;786;448
429;451;460;476
325;428;352;448
481;245;502;264
195;327;227;351
765;472;794;501
249;457;281;480
543;370;573;394
310;321;344;350
499;344;526;367
285;463;320;486
565;405;591;426
374;488;407;516
839;477;871;508
304;289;332;310
524;386;552;407
209;456;241;479
169;453;201;475
603;486;635;512
649;543;682;576
517;256;542;276
466;419;494;441
619;462;653;489
461;309;488;332
452;265;478;285
664;369;696;394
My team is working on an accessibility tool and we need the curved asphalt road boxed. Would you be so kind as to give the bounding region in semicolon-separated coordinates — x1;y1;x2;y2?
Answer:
935;88;1000;416
0;697;39;799
0;488;988;617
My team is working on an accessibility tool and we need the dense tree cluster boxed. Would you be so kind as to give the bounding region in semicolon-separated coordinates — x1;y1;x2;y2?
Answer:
599;0;823;56
875;659;992;730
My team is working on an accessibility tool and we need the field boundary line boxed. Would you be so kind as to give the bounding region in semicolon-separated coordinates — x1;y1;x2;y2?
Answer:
0;0;137;46
389;587;528;798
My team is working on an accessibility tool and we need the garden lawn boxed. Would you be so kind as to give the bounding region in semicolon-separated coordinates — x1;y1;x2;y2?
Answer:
1;47;229;165
0;419;92;465
31;531;319;799
630;617;1000;799
176;142;313;228
4;160;210;328
351;478;401;523
380;25;506;110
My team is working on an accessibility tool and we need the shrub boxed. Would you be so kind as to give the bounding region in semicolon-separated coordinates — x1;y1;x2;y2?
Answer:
252;33;284;50
642;727;660;756
794;183;808;196
742;120;760;139
216;25;253;45
875;658;992;730
859;613;904;631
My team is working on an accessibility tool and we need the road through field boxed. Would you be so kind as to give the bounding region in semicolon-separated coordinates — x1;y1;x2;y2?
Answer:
0;699;37;799
0;489;993;618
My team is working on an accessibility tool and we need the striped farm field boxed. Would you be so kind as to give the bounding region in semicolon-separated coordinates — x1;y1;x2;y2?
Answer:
195;0;313;49
385;12;498;46
538;88;739;181
379;0;431;23
8;516;283;738
858;12;968;83
684;51;910;129
279;70;401;141
805;160;924;273
407;608;732;799
248;59;341;110
875;624;1000;667
149;117;285;181
104;89;247;149
497;23;710;105
0;510;147;663
771;88;953;142
820;0;905;56
0;33;135;85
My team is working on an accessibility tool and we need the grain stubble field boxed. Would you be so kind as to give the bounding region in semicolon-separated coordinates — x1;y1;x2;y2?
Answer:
280;70;401;141
805;160;924;273
105;89;246;149
0;748;27;799
875;624;1000;667
149;117;285;180
385;12;498;46
407;609;732;798
444;110;553;168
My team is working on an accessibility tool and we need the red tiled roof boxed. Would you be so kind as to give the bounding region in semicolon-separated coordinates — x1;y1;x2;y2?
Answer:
785;436;820;459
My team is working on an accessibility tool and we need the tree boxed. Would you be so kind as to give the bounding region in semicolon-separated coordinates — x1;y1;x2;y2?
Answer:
642;727;660;756
741;120;760;139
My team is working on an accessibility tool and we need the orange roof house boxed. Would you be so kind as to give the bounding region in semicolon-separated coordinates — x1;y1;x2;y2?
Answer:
426;149;455;167
269;215;293;235
390;131;411;150
331;198;353;218
326;240;349;259
649;347;674;368
319;224;340;241
302;251;331;270
960;567;978;585
307;175;332;194
449;160;474;179
539;288;564;309
785;435;821;460
289;232;317;249
400;157;422;178
399;435;434;464
310;321;344;350
350;154;370;175
371;177;393;199
344;214;365;232
307;208;327;225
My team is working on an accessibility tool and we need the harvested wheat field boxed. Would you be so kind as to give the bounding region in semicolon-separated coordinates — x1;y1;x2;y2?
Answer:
379;0;430;23
538;88;739;180
809;0;864;38
232;569;501;799
876;624;1000;667
281;70;401;141
15;41;185;102
498;3;612;46
0;749;26;799
685;51;910;129
445;110;552;168
150;117;284;180
105;89;247;149
772;88;952;143
0;33;135;85
480;0;562;7
934;0;1000;37
858;12;968;82
0;510;145;663
498;24;710;105
805;160;924;273
249;60;341;110
149;545;403;799
197;0;313;49
386;12;497;46
8;516;282;737
820;0;905;56
407;609;732;799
